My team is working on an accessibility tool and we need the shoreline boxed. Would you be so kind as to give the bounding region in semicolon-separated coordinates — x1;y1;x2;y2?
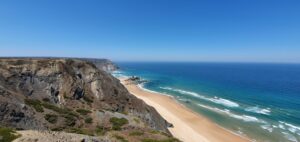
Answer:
120;78;250;142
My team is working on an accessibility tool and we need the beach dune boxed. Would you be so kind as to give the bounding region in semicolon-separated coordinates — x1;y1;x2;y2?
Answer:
121;78;250;142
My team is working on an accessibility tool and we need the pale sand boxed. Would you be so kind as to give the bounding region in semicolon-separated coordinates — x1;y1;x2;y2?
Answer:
121;79;250;142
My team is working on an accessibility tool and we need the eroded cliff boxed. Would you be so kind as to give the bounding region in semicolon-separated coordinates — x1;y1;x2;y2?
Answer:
0;58;177;142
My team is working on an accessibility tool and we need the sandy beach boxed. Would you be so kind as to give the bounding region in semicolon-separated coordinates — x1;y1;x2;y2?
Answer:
121;78;250;142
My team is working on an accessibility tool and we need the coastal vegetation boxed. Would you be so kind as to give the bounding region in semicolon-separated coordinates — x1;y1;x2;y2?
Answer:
44;114;58;124
76;109;92;115
129;131;144;136
109;117;129;130
0;127;21;142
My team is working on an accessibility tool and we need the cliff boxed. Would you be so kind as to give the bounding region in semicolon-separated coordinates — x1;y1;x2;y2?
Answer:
0;58;177;142
78;58;119;72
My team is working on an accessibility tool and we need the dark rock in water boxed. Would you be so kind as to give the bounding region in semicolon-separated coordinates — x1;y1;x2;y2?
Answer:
127;76;148;84
129;76;140;81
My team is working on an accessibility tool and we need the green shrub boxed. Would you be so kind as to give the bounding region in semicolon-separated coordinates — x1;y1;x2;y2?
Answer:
42;103;63;113
24;99;44;112
42;103;78;117
68;128;93;136
63;115;76;126
129;131;144;136
44;114;58;124
76;109;92;115
109;117;128;130
95;126;107;136
150;130;160;134
113;135;128;142
84;117;93;124
0;127;21;142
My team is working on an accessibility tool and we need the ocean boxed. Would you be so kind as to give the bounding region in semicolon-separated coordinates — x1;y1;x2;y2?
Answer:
112;62;300;142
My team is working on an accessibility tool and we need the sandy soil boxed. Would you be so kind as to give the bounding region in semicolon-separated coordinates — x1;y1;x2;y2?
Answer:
14;130;106;142
121;78;250;142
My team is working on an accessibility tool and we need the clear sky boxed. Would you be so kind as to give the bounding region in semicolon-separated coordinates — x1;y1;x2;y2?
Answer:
0;0;299;62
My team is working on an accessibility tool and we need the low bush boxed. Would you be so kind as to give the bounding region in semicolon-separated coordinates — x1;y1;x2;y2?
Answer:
68;128;93;136
129;131;144;136
63;115;76;127
42;103;78;117
84;117;93;124
76;109;92;115
109;117;128;130
0;127;21;142
95;126;107;136
150;130;160;134
24;99;44;112
113;135;128;142
44;114;58;124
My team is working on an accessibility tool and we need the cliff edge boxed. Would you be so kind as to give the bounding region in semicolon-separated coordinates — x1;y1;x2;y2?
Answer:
0;58;177;142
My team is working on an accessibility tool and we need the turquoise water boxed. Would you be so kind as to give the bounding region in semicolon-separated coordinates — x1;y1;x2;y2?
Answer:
113;62;300;142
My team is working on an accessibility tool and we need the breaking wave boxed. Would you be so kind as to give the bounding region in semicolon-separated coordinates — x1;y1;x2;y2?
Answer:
196;104;265;123
279;121;300;136
261;124;273;132
282;132;298;142
160;87;239;107
245;106;271;115
112;70;129;78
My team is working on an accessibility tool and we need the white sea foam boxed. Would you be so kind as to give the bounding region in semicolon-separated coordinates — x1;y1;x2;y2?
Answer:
196;104;265;123
209;97;239;107
112;71;129;78
137;84;174;98
279;124;286;130
279;121;300;135
160;87;200;97
245;106;271;115
160;87;239;108
261;125;273;132
282;132;298;142
137;83;159;94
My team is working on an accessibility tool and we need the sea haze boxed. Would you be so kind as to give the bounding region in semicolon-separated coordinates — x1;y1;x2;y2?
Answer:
113;62;300;142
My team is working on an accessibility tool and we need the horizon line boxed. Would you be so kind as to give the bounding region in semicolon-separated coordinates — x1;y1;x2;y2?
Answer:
1;56;300;64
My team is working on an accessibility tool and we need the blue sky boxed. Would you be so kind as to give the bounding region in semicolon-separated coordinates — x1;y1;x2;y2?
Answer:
0;0;299;62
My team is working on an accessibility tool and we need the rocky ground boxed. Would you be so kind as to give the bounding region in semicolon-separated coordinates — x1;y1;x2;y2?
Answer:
14;130;106;142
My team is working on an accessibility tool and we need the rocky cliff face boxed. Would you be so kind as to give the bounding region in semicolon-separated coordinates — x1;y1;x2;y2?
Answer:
0;58;174;142
79;58;119;72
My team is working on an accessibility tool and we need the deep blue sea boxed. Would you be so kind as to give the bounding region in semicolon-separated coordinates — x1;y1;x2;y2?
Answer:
112;62;300;142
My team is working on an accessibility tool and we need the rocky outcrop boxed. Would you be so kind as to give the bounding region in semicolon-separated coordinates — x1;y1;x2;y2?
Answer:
79;58;119;72
0;58;170;137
